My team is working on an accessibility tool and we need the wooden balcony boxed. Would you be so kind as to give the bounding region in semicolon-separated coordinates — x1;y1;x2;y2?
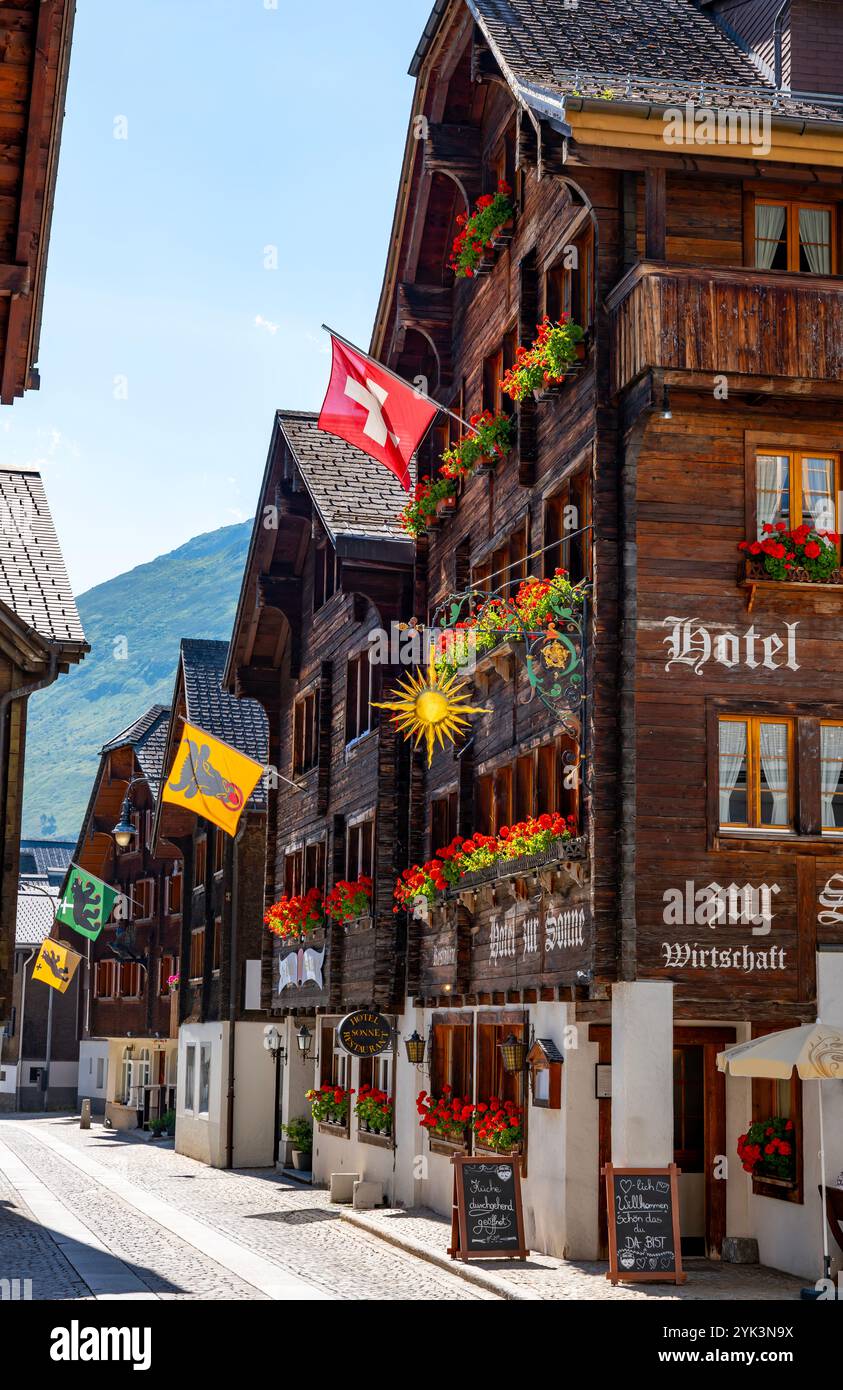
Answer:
607;261;843;398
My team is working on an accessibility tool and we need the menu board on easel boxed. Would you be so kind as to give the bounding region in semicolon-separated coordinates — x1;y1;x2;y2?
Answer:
603;1164;686;1284
449;1155;528;1261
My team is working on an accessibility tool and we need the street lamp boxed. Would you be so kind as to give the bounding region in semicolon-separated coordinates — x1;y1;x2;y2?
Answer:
295;1023;314;1061
404;1029;428;1067
263;1024;285;1060
111;776;154;848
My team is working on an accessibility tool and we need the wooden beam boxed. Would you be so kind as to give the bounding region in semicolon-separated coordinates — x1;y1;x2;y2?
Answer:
644;168;666;260
0;265;31;295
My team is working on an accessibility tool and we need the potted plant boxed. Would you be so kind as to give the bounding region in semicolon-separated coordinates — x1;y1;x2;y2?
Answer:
738;523;842;585
448;180;515;279
398;476;456;538
264;886;324;941
434;570;584;682
355;1084;393;1136
324;875;373;925
306;1083;354;1128
737;1117;796;1184
472;1098;523;1153
440;410;513;480
416;1086;473;1145
282;1116;313;1169
500;315;586;401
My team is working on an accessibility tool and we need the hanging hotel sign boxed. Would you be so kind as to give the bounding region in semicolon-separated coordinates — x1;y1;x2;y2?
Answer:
337;1010;393;1057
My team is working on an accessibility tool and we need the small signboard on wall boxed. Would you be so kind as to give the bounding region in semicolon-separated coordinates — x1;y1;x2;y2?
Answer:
603;1163;686;1285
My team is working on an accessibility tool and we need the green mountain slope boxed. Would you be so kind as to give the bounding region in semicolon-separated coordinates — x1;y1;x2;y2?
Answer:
22;520;253;839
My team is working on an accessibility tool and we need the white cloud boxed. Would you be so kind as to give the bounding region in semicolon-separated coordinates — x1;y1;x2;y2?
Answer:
255;313;279;335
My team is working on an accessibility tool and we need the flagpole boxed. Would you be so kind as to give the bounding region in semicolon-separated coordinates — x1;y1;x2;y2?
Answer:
321;324;476;436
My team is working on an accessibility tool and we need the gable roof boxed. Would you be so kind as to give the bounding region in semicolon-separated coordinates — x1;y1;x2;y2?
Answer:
0;469;86;648
101;704;171;798
277;411;416;548
19;839;75;882
180;639;268;810
413;0;843;122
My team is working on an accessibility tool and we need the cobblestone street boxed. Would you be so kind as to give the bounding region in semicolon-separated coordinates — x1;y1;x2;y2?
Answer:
0;1116;810;1302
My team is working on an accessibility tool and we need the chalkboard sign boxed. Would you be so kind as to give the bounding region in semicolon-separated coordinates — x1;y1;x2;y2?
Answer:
449;1155;528;1262
603;1164;686;1284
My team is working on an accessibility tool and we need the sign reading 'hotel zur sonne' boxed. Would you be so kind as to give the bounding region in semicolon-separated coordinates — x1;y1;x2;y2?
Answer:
337;1010;393;1057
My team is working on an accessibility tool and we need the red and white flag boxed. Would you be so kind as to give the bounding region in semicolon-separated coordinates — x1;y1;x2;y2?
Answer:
317;334;438;492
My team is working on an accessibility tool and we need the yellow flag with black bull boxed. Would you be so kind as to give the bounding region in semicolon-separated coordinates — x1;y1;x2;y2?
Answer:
32;937;83;994
162;721;264;837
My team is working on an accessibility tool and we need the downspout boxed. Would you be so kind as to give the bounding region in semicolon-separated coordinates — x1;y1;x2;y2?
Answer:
225;820;246;1169
14;947;36;1111
774;0;790;91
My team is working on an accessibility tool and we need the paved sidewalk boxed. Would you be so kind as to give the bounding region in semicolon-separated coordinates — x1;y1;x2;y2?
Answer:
0;1117;497;1301
341;1205;810;1302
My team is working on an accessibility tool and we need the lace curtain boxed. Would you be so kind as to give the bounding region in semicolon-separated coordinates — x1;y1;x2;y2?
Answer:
756;454;788;535
759;723;789;827
798;208;831;274
821;724;843;828
801;456;836;532
755;204;786;269
719;721;747;824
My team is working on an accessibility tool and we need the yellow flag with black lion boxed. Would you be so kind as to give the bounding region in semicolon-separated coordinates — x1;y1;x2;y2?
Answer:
162;721;264;837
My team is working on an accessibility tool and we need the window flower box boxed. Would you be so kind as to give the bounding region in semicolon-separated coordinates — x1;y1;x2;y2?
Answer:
417;1088;472;1150
449;182;515;280
738;523;842;609
394;815;580;909
324;876;372;926
307;1084;353;1128
737;1116;796;1185
500;316;586;402
440;410;512;481
264;887;323;942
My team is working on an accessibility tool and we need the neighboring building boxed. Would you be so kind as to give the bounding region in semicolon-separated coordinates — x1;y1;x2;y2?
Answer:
224;0;843;1280
0;470;88;1033
72;706;181;1124
0;0;75;405
0;884;79;1111
223;411;416;1175
152;639;270;1168
19;838;76;889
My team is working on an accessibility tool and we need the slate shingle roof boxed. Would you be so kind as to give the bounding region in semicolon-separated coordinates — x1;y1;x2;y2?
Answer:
277;410;416;545
19;839;74;879
101;704;171;798
180;639;268;811
0;469;86;646
15;886;58;946
461;0;843;120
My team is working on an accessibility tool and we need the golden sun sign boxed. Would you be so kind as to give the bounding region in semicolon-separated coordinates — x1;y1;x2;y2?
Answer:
373;656;489;765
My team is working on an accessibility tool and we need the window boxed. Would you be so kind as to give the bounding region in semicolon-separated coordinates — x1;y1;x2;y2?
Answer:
347;817;374;881
545;225;595;328
212;918;222;974
431;790;458;851
120;1047;133;1105
515;754;534;823
750;1024;803;1202
346;652;375;744
133;878;154;921
821;722;843;832
167;866;182;915
431;1020;472;1100
184;1044;196;1112
717;716;793;832
95;959;117;998
293;688;319;775
213;830;225;874
314;540;339;610
482;328;516;418
477;740;579;837
284;840;325;896
189;926;205;982
120;962;142;998
159;954;176;997
544;470;591;583
753;199;836;274
320;1021;351;1099
198;1043;211;1115
194;837;207;887
753;450;839;541
477;1020;524;1112
474;520;528;600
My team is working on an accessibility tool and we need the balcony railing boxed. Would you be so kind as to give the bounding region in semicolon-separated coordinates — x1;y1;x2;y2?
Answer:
607;261;843;396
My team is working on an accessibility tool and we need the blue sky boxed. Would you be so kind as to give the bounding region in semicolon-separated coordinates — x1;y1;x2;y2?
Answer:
1;0;431;594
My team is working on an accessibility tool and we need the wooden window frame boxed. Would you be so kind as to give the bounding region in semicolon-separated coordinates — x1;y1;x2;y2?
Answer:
345;652;375;747
319;1020;351;1136
543;469;592;584
820;720;843;835
212;917;222;975
120;961;142;999
346;814;374;883
313;540;339;612
159;954;176;998
95;959;117;999
292;687;319;776
476;739;580;838
716;714;795;833
430;788;458;854
430;1016;473;1110
749;446;841;546
194;837;207;888
213;829;225;874
750;196;838;274
544;223;595;329
189;926;205;983
166;866;182;916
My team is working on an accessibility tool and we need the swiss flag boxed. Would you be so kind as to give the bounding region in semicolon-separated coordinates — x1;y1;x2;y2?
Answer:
317;335;438;492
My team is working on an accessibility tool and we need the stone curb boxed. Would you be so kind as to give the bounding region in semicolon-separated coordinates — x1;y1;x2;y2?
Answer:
339;1208;531;1300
